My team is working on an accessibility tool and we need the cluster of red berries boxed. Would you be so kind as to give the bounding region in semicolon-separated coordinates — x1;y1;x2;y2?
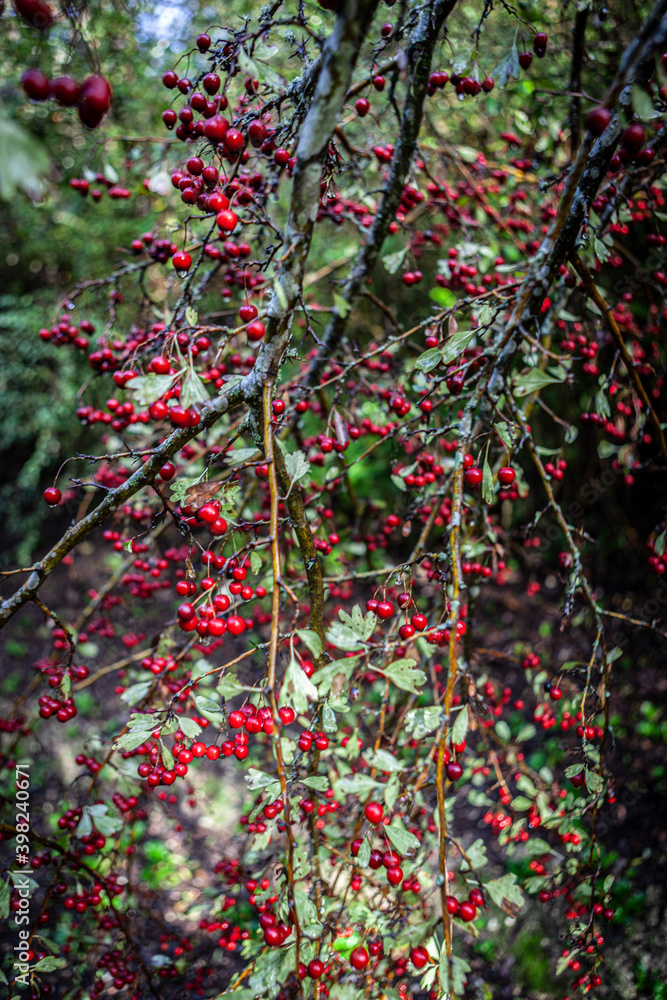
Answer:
21;71;112;128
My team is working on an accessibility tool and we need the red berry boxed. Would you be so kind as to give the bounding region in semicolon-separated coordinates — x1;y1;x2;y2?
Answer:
386;866;403;886
349;946;369;970
464;467;482;488
364;801;383;824
497;466;516;486
586;106;612;136
203;115;230;143
446;761;463;781
410;946;429;969
43;487;62;506
21;69;51;101
216;208;238;231
307;959;324;978
469;887;485;907
51;76;80;106
248;120;267;147
226;616;245;635
533;32;548;56
172;251;192;272
458;901;477;922
622;122;645;155
77;76;112;129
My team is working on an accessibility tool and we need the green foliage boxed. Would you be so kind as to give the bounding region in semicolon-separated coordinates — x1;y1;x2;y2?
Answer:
0;295;90;562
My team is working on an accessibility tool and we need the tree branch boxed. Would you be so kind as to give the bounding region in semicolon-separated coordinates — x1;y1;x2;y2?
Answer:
0;0;377;632
304;0;458;386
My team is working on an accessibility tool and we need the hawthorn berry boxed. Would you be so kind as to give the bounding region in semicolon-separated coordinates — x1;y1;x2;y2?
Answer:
349;946;370;970
364;801;383;824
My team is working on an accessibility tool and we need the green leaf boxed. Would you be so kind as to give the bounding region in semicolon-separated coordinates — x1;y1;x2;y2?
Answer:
495;720;511;742
482;452;494;503
195;694;222;714
336;774;383;796
385;819;420;856
513;368;564;397
303;775;329;791
457;145;478;164
429;286;457;308
366;748;404;772
593;236;610;264
126;373;178;407
217;673;246;700
461;838;487;871
511;796;535;811
246;768;278;790
451;954;471;994
585;768;604;795
495;420;518;452
333;292;351;317
194;694;223;723
313;657;357;696
113;730;155;752
413;348;442;374
119;681;152;705
0;114;50;201
0;878;10;919
516;774;537;795
297;629;323;660
565;763;585;778
440;950;471;995
185;306;198;327
160;741;174;769
33;957;67;972
358;837;371;868
557;949;578;976
322;703;337;732
441;328;476;365
491;42;520;88
94;811;122;836
326;606;375;651
451;707;469;747
379;658;426;695
249;550;263;576
127;712;159;729
485;872;524;910
178;717;202;739
384;772;400;811
75;809;93;839
522;837;558;857
294;892;321;931
632;84;655;120
169;475;205;506
281;654;318;714
284;449;310;485
226;447;260;465
382;246;408;274
404;706;443;739
181;370;210;409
